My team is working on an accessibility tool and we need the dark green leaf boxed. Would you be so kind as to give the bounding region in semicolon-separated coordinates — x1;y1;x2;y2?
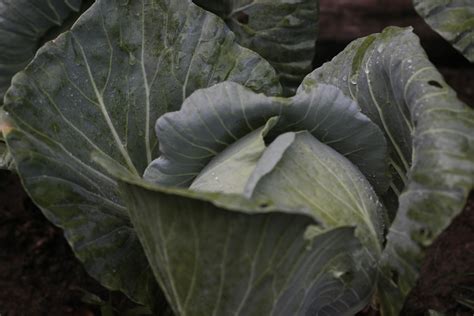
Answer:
0;0;82;101
193;0;319;93
303;26;474;315
2;0;280;306
413;0;474;62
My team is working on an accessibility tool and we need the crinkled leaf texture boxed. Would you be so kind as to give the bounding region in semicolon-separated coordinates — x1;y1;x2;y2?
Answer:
0;0;82;101
413;0;474;62
303;26;474;315
193;0;319;93
142;80;388;315
1;0;280;307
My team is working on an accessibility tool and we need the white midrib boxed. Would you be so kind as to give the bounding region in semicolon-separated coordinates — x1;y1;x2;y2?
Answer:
365;51;410;172
182;13;208;102
74;35;139;176
141;0;152;164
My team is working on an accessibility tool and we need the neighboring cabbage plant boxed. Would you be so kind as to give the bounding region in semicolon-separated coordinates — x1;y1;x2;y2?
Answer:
0;0;87;169
192;0;319;93
413;0;474;62
0;0;83;100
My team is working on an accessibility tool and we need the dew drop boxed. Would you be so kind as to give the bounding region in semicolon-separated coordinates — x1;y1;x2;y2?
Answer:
128;52;137;65
350;75;358;85
377;43;385;53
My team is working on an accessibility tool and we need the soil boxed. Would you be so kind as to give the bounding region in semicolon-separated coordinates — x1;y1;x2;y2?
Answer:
0;170;101;316
0;1;473;315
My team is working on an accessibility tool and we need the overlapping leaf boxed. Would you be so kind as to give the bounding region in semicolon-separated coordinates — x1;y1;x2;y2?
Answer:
413;0;474;62
138;79;389;314
1;0;280;306
303;26;474;315
193;0;319;93
0;0;82;101
117;173;380;316
145;81;389;194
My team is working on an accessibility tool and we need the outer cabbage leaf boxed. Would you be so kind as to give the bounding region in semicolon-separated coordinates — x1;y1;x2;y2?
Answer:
413;0;474;62
1;0;280;306
193;0;319;93
0;0;82;101
115;170;381;316
303;26;474;315
145;81;389;195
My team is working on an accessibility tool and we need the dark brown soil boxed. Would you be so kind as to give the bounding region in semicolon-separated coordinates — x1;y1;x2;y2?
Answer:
403;194;474;316
0;171;100;316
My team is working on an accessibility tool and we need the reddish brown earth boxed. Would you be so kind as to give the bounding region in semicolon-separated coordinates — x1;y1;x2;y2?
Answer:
1;0;473;315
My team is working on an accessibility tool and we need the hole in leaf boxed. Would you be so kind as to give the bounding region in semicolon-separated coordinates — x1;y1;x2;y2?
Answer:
418;228;433;246
428;80;443;89
259;202;270;208
236;12;249;24
391;269;399;284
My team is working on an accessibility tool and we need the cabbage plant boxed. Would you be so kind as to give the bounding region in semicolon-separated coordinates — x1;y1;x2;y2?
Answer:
0;0;473;315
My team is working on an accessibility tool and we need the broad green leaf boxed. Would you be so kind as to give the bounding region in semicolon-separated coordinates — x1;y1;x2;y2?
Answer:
413;0;474;62
246;131;386;256
193;0;319;93
187;124;387;256
1;0;280;306
117;173;379;316
145;81;389;195
0;0;82;101
303;26;474;315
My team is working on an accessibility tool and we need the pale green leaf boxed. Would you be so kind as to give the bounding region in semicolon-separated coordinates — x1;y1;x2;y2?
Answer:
118;173;379;316
190;117;278;194
1;0;280;306
145;81;389;195
246;131;386;256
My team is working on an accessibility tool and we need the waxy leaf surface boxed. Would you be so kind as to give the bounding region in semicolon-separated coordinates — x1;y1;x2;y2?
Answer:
193;0;319;92
118;174;380;316
145;81;389;194
2;0;280;306
303;26;474;315
0;0;82;101
413;0;474;62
